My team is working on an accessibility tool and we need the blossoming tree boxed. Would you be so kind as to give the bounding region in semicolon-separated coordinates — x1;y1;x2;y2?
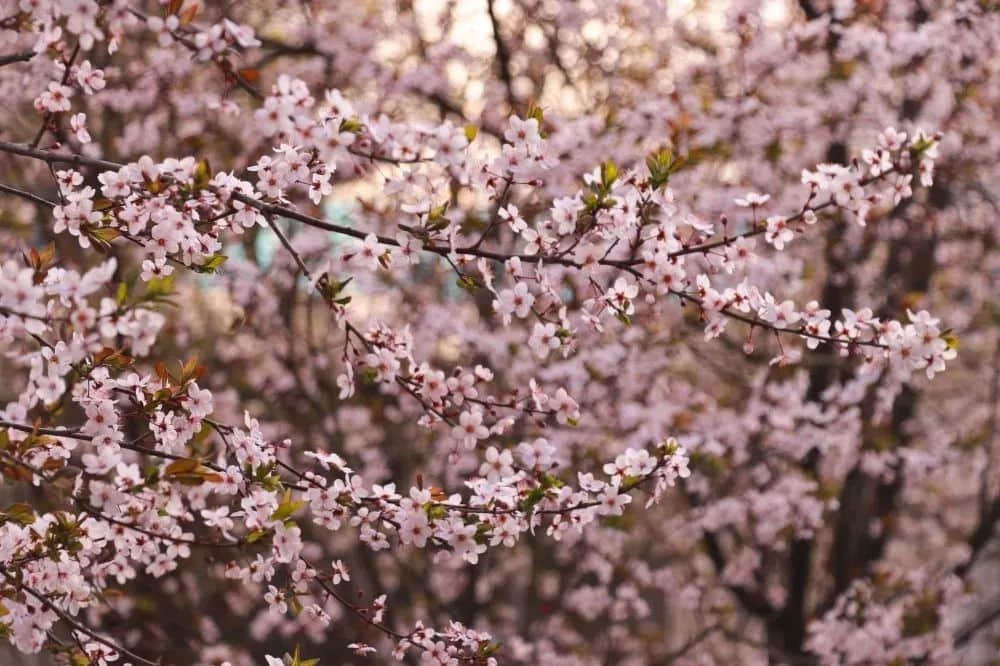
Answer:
0;0;997;664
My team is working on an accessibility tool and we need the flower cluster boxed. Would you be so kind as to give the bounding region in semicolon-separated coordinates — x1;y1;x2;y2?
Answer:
1;1;995;664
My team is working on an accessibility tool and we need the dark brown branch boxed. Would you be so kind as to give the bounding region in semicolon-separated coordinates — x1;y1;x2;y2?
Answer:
955;598;1000;647
486;0;516;110
0;181;59;207
0;50;35;67
0;567;160;666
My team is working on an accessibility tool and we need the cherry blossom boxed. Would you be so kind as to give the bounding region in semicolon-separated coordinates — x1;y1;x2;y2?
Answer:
0;2;992;665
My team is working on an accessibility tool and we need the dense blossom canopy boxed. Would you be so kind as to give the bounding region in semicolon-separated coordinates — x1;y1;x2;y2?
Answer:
0;0;997;664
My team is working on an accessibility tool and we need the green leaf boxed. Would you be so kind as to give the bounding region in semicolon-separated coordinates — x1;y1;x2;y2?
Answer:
478;641;502;657
89;227;121;242
146;274;175;298
456;275;480;291
320;275;352;302
339;117;363;134
601;160;618;188
765;139;782;163
428;202;450;223
116;281;128;306
539;473;565;489
910;135;937;154
270;489;305;521
425;504;447;520
245;528;268;544
201;253;228;273
464;124;478;142
940;329;959;350
193;159;212;190
289;644;319;666
86;226;121;252
289;595;304;617
2;503;35;526
426;216;451;231
520;486;547;513
526;101;545;127
645;146;685;190
164;458;200;476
